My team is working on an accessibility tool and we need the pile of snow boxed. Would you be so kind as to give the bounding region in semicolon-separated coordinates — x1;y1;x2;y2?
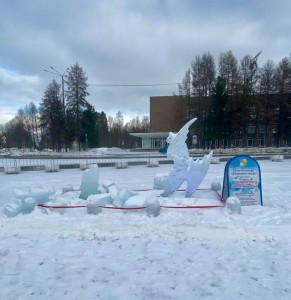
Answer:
1;147;131;158
226;196;242;214
86;147;130;156
86;147;110;156
105;147;130;154
211;182;221;191
145;198;161;217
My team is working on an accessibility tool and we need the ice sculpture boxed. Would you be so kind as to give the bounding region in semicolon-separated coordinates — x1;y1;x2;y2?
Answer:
154;118;213;197
80;164;99;200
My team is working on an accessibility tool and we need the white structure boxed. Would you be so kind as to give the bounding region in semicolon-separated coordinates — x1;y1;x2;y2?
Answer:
4;166;21;174
45;164;59;172
211;157;220;164
115;162;128;169
80;163;90;170
154;118;213;197
147;160;159;167
271;155;284;162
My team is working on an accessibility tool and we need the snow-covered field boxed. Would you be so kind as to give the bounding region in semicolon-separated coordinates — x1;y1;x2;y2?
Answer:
0;160;291;299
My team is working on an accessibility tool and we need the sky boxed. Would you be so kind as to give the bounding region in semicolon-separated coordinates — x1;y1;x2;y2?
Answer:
0;0;290;125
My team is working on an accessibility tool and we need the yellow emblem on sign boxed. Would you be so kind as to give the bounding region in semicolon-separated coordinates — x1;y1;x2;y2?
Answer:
240;158;247;167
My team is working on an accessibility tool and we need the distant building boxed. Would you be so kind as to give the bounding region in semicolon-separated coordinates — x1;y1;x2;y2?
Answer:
130;96;185;150
130;94;291;149
149;96;185;133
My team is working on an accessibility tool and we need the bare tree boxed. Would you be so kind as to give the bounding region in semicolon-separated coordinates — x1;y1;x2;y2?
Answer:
218;50;239;95
274;57;291;146
258;59;276;146
178;68;191;97
191;55;203;97
259;60;276;95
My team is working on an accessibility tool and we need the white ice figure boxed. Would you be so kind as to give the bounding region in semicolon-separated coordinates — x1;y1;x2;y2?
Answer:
154;118;213;197
80;164;99;200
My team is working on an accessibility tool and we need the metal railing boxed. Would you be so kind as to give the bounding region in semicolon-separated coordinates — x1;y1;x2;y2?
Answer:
2;153;289;173
0;154;173;172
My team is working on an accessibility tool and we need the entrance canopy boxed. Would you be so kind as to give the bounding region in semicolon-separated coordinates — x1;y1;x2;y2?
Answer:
130;132;172;149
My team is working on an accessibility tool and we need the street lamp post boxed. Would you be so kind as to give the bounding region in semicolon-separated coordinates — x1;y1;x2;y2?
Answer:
44;67;69;115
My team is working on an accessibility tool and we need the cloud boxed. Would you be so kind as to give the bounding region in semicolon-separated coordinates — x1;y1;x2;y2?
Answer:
0;0;290;124
0;67;41;123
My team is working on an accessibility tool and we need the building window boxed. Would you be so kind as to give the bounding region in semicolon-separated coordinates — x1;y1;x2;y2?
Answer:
247;139;254;147
259;125;265;133
239;139;242;147
188;109;195;120
272;139;277;147
248;126;255;134
259;139;264;147
202;110;206;121
272;124;278;134
151;138;162;149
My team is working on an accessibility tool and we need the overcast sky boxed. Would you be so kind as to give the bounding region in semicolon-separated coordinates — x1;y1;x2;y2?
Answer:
0;0;290;124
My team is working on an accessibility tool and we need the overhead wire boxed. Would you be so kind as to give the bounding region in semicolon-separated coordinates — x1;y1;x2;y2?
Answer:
88;82;181;87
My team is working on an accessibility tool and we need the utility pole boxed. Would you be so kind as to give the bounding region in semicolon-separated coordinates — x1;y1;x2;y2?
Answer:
44;67;69;116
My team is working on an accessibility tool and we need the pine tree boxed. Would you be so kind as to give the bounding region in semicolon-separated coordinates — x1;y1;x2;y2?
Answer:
39;80;65;151
65;62;90;150
82;104;98;148
206;76;229;146
97;111;108;147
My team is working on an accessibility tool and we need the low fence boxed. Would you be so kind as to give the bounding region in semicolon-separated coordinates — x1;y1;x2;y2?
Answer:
0;155;173;172
1;153;290;173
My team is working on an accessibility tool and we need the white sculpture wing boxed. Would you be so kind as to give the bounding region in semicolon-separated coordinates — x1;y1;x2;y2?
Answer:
167;118;197;159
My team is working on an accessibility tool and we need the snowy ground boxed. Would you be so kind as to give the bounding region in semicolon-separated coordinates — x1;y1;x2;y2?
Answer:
0;161;291;299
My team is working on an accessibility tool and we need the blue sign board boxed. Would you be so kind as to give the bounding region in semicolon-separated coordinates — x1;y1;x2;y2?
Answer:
222;155;263;206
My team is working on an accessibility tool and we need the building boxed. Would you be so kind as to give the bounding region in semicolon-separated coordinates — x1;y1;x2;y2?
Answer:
131;94;291;149
130;96;185;149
